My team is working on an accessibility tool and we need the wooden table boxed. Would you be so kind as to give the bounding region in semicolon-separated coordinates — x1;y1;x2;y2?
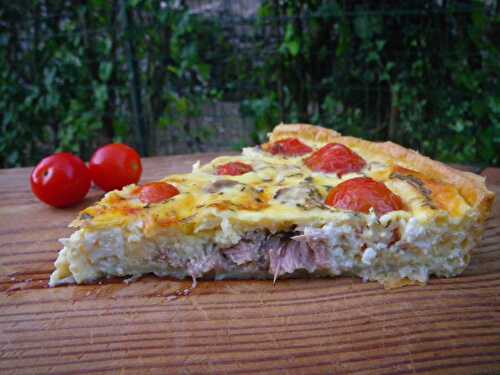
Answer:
1;154;499;375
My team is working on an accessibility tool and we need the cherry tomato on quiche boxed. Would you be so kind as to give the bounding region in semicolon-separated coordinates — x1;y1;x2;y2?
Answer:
267;138;313;156
216;161;253;176
30;152;91;208
89;144;142;192
138;182;179;204
326;177;404;216
304;143;366;176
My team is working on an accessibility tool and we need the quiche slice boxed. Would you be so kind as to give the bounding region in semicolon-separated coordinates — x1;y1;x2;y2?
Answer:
49;124;495;288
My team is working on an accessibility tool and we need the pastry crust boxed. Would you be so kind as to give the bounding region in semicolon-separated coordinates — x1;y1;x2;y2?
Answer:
268;123;342;143
270;123;495;222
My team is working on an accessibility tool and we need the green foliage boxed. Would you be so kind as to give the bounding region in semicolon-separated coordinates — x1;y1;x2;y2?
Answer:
0;0;498;168
0;0;225;166
0;0;127;166
242;0;499;166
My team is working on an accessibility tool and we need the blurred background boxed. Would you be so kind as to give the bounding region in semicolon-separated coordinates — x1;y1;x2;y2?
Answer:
1;0;498;168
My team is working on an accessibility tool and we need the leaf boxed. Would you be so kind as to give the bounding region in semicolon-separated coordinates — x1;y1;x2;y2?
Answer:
90;0;106;8
175;97;189;114
336;21;351;57
43;68;56;88
285;23;294;41
167;65;181;77
487;96;500;114
354;14;381;40
128;0;141;7
101;37;112;55
367;51;379;63
471;6;486;30
257;3;272;18
0;34;9;46
2;111;13;126
99;62;113;82
380;72;390;82
286;40;300;56
283;23;300;56
197;63;210;81
94;85;108;108
354;15;370;40
6;150;19;166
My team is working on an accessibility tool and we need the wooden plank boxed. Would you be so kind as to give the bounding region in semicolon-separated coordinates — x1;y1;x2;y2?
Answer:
482;167;500;186
0;156;499;375
447;163;483;174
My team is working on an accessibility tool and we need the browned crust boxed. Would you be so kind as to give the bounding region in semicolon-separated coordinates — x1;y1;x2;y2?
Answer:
268;123;342;143
270;123;495;222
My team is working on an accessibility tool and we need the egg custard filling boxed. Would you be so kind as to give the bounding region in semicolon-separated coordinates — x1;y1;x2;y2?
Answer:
49;124;494;288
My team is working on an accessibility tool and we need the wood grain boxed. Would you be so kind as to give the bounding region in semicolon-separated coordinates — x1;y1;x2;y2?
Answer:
482;168;500;186
1;155;499;375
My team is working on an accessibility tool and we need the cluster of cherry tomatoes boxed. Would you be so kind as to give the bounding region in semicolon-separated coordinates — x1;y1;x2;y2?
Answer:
31;144;142;208
31;136;405;216
216;137;404;216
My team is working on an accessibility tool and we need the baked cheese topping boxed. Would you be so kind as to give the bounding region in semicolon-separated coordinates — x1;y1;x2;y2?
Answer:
71;143;471;231
49;124;493;288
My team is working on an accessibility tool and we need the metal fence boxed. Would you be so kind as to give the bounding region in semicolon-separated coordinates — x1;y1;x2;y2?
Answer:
0;0;498;167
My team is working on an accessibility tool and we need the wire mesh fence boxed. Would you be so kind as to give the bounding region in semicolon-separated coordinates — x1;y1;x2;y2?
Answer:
0;0;498;168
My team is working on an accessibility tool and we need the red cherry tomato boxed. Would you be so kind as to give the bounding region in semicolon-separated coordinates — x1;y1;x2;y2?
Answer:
267;138;313;156
325;177;404;216
304;143;366;175
138;182;179;204
30;153;91;208
216;161;253;176
89;144;142;192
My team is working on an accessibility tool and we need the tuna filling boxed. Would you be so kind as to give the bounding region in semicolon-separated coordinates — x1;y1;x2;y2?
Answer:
217;230;336;282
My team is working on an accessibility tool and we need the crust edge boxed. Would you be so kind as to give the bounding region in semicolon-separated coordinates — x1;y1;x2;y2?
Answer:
268;123;342;143
269;123;495;222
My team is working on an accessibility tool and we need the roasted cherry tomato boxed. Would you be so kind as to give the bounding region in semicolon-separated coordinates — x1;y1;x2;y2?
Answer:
216;161;253;176
304;143;366;175
30;152;91;208
267;138;312;156
138;182;179;204
325;177;404;216
89;144;142;192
